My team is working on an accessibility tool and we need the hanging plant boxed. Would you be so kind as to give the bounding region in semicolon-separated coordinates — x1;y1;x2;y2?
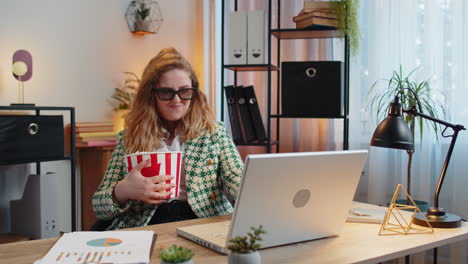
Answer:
137;3;150;20
126;0;163;35
332;0;360;56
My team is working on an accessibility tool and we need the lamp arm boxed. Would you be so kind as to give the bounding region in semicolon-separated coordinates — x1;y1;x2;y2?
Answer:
404;107;466;208
404;107;463;130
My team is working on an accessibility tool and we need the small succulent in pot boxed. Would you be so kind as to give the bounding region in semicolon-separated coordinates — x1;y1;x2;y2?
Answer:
159;245;193;264
227;225;266;264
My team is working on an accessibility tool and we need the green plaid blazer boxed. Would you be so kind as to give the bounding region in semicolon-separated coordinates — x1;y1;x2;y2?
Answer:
92;121;243;230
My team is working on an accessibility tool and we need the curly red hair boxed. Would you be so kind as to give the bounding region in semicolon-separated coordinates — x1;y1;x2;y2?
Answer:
124;47;215;153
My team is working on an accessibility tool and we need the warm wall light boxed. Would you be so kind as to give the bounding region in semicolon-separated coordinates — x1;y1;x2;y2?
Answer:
370;88;466;228
126;0;163;35
12;49;34;106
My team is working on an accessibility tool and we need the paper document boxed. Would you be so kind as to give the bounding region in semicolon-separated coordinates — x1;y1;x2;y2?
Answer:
346;207;387;224
38;230;155;264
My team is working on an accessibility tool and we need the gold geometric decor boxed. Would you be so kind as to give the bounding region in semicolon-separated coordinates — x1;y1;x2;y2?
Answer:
379;184;434;236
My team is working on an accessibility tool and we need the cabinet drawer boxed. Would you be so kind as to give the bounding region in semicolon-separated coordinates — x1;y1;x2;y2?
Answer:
281;61;344;118
0;115;64;162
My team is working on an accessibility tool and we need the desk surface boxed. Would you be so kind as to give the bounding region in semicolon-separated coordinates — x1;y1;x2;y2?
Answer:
1;203;468;264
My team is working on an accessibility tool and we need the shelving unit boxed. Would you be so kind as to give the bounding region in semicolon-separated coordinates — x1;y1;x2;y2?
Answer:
220;0;349;152
0;105;77;232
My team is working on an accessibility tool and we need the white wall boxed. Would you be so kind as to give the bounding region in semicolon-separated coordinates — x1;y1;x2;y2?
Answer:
0;0;211;236
0;0;206;118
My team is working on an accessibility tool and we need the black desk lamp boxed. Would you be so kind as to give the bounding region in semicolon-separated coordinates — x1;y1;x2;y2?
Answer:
370;88;466;228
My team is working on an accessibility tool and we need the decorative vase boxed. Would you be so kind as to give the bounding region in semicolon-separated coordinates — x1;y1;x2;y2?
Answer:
160;260;193;264
228;251;261;264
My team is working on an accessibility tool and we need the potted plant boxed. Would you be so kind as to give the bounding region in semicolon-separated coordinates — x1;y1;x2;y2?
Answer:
110;72;140;131
159;245;193;264
368;65;448;210
135;3;151;32
332;0;360;55
227;225;266;264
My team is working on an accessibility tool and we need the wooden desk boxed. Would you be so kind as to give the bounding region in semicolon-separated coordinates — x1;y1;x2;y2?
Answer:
1;203;468;264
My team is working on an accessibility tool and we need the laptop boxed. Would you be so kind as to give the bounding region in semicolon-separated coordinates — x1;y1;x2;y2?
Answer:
176;150;368;254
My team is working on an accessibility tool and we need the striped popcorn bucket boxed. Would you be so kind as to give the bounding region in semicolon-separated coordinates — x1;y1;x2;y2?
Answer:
124;151;183;199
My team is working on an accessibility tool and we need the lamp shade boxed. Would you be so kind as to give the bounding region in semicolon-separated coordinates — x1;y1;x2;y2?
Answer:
371;116;414;150
370;99;414;150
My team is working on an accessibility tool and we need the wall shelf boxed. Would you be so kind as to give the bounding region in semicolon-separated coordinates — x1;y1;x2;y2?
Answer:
224;64;279;71
271;28;344;39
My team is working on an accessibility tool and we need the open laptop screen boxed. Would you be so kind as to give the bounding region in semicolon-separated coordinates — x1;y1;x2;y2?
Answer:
228;150;368;248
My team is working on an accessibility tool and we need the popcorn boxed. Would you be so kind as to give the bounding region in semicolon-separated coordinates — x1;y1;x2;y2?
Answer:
124;151;183;199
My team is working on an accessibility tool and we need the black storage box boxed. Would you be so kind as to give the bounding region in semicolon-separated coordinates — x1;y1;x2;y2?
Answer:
281;61;344;118
0;115;64;163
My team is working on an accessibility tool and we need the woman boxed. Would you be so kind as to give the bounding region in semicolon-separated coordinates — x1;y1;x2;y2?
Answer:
92;47;243;230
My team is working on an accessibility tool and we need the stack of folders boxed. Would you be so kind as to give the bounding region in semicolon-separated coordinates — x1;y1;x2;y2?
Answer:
35;231;155;264
224;85;267;145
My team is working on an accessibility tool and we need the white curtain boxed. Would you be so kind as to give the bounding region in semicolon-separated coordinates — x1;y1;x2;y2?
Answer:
351;0;468;220
350;1;468;261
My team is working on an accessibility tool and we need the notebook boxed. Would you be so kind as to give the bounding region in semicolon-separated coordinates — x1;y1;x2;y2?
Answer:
176;150;368;254
346;201;387;224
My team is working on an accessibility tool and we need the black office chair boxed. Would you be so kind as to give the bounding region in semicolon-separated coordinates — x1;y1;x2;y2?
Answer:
89;219;114;231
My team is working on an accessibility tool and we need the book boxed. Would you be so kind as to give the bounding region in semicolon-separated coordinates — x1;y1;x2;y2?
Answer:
244;85;267;143
76;121;113;127
76;140;118;148
293;10;337;22
303;1;334;10
295;16;338;29
74;122;114;133
36;230;155;264
299;8;335;16
76;135;117;143
77;131;118;137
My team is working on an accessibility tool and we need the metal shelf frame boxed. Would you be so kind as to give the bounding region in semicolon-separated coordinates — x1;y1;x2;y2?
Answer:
0;105;77;231
220;0;349;152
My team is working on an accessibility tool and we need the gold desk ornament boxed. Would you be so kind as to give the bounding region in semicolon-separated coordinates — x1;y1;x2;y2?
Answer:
379;184;434;235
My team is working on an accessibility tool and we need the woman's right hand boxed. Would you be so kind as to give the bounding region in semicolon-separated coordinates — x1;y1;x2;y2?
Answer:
113;159;175;205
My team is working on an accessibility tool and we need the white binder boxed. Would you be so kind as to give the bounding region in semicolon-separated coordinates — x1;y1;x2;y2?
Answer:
247;10;266;64
228;11;247;65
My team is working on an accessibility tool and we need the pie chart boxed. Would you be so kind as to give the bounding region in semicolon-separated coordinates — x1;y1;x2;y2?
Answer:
86;238;123;247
